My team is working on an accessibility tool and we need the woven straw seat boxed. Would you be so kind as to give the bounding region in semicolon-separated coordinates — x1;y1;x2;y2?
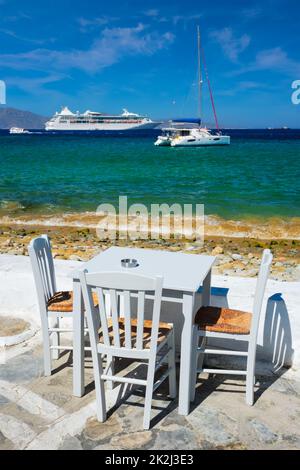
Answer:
195;306;252;335
47;291;98;312
99;318;172;349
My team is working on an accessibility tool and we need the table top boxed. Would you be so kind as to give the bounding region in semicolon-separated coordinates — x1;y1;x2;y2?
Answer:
71;247;215;293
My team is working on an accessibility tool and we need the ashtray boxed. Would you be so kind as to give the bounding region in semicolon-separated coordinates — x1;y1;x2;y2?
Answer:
121;258;139;268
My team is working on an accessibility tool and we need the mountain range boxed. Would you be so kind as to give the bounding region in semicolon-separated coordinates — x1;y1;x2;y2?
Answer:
0;107;47;129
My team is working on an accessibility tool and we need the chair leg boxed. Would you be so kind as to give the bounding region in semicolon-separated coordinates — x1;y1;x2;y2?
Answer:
198;337;206;373
41;322;52;376
106;355;115;390
51;318;60;361
167;333;177;399
246;344;256;406
190;326;199;402
190;333;206;402
143;358;156;430
94;353;107;422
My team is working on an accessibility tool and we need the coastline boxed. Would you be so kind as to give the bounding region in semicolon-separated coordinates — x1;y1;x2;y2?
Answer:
1;221;299;281
1;211;300;240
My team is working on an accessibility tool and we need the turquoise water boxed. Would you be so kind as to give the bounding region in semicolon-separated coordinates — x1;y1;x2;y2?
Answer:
0;133;300;221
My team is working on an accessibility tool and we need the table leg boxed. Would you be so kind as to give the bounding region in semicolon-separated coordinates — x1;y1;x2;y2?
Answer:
178;292;195;416
73;279;85;397
202;269;212;307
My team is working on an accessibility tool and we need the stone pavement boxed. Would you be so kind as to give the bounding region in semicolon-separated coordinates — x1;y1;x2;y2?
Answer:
1;344;300;451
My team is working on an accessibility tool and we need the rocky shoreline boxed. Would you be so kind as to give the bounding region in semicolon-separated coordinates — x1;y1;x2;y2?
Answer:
1;224;299;282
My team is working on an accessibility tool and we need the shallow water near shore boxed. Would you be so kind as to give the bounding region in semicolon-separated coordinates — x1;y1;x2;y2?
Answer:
0;131;300;239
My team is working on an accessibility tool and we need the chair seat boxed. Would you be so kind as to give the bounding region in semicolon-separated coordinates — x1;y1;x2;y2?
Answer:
195;306;252;335
99;318;173;349
47;291;98;312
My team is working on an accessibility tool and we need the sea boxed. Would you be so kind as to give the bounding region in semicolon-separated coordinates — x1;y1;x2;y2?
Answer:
0;129;300;239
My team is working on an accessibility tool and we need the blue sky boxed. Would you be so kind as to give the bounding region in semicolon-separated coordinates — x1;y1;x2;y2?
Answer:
0;0;300;127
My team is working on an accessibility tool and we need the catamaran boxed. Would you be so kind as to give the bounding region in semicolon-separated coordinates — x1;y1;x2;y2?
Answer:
45;107;154;132
155;27;230;147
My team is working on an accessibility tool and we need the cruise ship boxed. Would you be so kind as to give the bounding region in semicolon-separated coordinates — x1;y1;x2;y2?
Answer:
45;107;153;132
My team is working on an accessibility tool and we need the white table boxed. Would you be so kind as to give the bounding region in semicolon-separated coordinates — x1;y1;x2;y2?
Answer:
71;246;215;416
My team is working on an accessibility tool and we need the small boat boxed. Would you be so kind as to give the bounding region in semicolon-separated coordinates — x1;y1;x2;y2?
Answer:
9;127;30;134
155;27;230;147
171;128;230;147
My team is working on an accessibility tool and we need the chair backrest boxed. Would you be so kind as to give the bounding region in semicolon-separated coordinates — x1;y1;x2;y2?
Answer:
79;270;163;358
28;235;57;312
250;249;273;340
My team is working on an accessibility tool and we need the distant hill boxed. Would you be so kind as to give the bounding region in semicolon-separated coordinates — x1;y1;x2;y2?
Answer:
0;107;47;129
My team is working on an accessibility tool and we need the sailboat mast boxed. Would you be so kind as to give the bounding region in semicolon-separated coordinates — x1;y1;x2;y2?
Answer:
197;25;202;126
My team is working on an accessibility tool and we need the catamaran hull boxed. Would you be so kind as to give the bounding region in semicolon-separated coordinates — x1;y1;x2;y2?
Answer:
171;135;230;146
154;137;173;146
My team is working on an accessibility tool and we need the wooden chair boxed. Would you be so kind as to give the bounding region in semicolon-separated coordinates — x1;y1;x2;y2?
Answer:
28;235;93;376
79;270;177;430
190;249;273;405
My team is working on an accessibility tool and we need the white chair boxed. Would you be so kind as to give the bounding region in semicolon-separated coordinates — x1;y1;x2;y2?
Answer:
190;249;273;406
28;235;95;376
79;270;177;430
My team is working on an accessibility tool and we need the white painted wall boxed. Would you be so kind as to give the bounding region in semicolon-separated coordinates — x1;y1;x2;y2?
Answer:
0;255;299;378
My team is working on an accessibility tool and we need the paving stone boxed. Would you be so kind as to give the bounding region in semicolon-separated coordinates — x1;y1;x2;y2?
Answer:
151;427;199;450
93;442;120;450
115;391;175;433
0;413;36;449
115;398;146;433
281;434;300;449
0;430;14;450
0;394;9;405
83;416;123;444
249;419;278;444
186;406;237;446
1;340;300;450
39;391;72;409
0;352;43;384
59;435;83;450
110;431;154;450
271;377;300;397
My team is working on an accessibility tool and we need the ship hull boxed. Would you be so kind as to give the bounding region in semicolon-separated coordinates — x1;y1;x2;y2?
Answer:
45;121;155;132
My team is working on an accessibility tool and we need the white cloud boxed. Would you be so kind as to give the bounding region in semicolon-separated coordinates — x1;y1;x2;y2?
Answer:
143;9;159;17
172;14;202;25
217;80;267;96
255;48;293;70
77;16;119;33
6;74;66;93
142;10;202;26
5;74;68;102
0;24;175;74
0;28;45;44
231;47;300;77
241;7;262;20
210;27;251;62
1;11;31;22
